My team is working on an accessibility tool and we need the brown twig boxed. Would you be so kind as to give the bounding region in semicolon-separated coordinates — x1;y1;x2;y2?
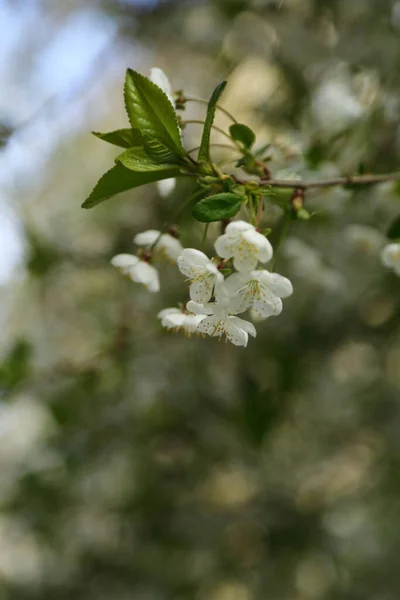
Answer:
254;172;400;190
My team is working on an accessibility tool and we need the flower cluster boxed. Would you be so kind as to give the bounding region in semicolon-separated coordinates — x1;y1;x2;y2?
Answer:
102;66;400;349
166;220;292;347
111;229;183;293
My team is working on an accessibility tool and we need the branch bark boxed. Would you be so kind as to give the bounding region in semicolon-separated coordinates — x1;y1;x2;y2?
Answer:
256;172;400;190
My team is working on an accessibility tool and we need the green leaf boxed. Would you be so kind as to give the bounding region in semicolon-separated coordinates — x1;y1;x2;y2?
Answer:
94;127;182;164
198;81;227;163
192;192;242;222
92;129;141;149
124;69;185;157
387;215;400;239
116;146;180;172
141;132;182;164
0;340;32;393
229;123;256;148
82;164;180;209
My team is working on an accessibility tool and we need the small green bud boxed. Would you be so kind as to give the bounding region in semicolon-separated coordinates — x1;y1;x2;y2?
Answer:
260;228;272;236
295;207;313;220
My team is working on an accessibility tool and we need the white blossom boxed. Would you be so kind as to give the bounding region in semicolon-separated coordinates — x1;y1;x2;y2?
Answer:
111;254;160;292
149;68;177;197
187;300;256;347
214;221;273;272
344;224;384;254
177;248;224;303
157;307;203;335
223;269;293;318
149;67;174;106
133;229;183;262
157;178;176;198
283;237;344;292
312;79;363;135
381;243;400;276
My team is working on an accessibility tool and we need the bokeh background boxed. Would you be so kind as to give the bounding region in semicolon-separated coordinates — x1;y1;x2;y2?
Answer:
1;0;400;598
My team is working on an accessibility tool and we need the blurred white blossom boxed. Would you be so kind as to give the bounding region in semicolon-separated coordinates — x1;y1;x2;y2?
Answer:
157;307;203;335
381;243;400;276
149;67;174;105
157;177;176;197
149;68;177;197
133;229;183;262
283;237;344;291
344;224;385;254
111;254;160;292
312;76;363;134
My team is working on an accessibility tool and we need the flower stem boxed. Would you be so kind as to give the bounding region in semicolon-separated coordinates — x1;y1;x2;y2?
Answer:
183;120;235;143
172;187;205;223
182;98;238;123
271;210;292;272
202;223;210;247
187;143;239;154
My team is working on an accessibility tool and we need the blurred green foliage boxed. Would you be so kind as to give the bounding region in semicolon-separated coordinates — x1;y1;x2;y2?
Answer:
1;0;400;599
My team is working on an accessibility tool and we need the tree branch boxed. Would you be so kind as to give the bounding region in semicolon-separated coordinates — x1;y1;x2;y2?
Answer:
255;172;400;190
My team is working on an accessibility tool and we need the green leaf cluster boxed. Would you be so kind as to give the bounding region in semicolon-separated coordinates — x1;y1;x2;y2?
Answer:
83;69;187;208
192;192;243;222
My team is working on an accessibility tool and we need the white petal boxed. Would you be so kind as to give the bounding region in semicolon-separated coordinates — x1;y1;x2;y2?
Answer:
159;234;184;261
228;286;254;314
157;307;181;319
149;67;174;105
183;314;204;333
197;316;217;335
231;316;257;338
186;301;212;315
214;233;236;259
225;220;254;234
256;237;274;263
254;288;282;317
232;248;259;272
179;248;212;267
131;262;160;292
189;277;214;303
225;321;249;346
111;254;139;269
249;308;268;322
161;313;186;329
145;275;160;293
178;248;213;278
381;243;400;268
157;178;176;197
214;276;235;306
222;272;249;295
133;230;160;246
241;229;273;264
260;271;293;298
